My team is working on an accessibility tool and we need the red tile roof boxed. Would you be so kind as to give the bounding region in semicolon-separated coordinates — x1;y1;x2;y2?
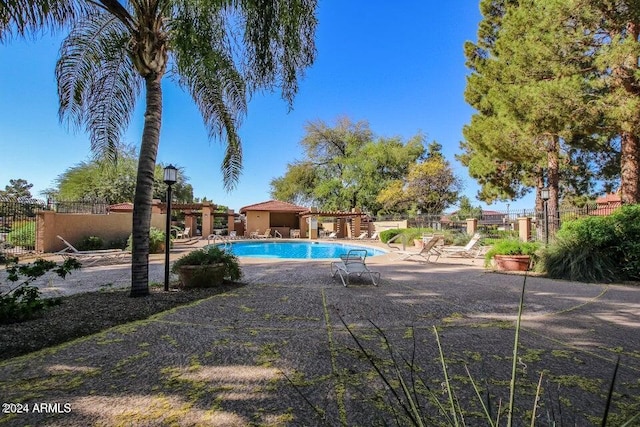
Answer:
240;200;308;214
109;202;134;212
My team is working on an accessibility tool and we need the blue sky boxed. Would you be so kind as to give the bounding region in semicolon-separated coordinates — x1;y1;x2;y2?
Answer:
0;2;534;213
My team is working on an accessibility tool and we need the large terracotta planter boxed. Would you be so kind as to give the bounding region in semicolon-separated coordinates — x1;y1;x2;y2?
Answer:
176;264;225;288
494;255;531;271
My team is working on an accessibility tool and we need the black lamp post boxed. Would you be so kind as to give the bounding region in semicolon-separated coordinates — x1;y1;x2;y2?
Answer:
541;187;550;245
163;164;177;291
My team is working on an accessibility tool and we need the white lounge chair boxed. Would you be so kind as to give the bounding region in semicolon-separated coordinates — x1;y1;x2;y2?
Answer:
175;227;191;239
330;249;380;286
56;235;129;266
257;228;272;238
355;231;369;240
393;235;442;263
440;233;484;258
326;231;338;239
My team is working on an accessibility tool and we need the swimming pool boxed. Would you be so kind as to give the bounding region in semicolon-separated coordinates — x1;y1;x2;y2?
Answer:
213;241;386;259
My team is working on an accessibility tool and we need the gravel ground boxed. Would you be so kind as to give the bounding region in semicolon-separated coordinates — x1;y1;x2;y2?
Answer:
1;250;639;426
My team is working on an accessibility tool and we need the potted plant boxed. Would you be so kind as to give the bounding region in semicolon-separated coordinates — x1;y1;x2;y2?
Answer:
484;239;540;271
171;246;242;288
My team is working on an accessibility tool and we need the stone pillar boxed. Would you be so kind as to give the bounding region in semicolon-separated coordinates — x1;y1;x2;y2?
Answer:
36;211;57;253
300;215;309;238
466;218;478;235
227;209;235;232
517;217;531;242
352;208;361;238
201;206;213;237
309;207;318;239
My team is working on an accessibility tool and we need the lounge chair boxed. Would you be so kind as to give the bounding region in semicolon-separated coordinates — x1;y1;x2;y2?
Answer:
330;249;380;286
440;233;484;258
393;235;442;263
257;228;272;238
355;231;369;240
56;235;129;266
326;231;337;239
367;231;379;240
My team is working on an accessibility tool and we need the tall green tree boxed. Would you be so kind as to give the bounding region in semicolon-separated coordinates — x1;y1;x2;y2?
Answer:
12;0;318;296
0;179;33;198
56;146;193;203
270;117;424;213
462;0;604;216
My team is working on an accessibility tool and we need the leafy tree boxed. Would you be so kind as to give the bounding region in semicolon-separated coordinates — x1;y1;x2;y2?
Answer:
452;196;483;220
55;145;193;204
270;117;424;213
10;0;319;297
377;142;462;214
0;179;34;199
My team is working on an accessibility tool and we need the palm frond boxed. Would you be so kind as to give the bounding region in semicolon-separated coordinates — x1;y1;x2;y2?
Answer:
0;0;84;40
171;4;247;190
241;0;317;105
56;11;141;162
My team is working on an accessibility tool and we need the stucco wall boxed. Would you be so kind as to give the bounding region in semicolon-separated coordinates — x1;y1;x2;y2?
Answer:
245;211;270;236
37;212;166;253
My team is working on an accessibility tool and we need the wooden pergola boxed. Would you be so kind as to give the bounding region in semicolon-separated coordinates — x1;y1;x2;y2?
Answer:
299;208;368;239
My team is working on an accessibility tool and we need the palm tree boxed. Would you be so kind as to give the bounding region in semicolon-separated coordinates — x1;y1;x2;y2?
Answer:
47;0;317;296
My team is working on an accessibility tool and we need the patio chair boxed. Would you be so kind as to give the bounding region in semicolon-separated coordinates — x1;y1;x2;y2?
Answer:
56;235;129;266
175;227;191;239
393;235;442;263
326;231;338;239
355;231;369;239
290;229;301;238
330;249;380;286
439;233;485;258
257;228;272;238
367;231;379;240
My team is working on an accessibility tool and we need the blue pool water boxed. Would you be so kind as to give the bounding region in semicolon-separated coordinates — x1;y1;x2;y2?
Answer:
214;241;386;259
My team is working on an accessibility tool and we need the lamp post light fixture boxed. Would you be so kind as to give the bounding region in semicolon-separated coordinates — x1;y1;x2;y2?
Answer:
541;187;550;245
163;164;178;292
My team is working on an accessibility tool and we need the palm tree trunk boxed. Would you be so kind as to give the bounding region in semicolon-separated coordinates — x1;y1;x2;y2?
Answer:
130;76;163;297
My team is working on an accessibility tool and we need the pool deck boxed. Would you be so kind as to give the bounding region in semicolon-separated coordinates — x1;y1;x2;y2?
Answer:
2;239;638;425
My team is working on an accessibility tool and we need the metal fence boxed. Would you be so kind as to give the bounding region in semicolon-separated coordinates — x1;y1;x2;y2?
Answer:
0;198;113;256
0;197;47;256
374;203;624;243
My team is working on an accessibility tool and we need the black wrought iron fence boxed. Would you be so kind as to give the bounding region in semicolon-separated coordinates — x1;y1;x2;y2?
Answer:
48;199;109;214
0;197;47;256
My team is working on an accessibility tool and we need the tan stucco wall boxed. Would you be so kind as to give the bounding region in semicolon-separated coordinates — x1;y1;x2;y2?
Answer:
245;211;270;235
37;212;166;253
373;220;408;232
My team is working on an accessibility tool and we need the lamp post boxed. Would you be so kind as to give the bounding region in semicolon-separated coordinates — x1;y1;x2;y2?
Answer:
163;164;177;292
541;187;550;245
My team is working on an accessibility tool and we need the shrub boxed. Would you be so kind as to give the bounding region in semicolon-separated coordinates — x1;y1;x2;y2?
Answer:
379;229;403;243
126;227;168;254
539;204;640;283
379;228;437;245
485;239;541;268
0;258;81;324
171;246;242;281
6;221;36;248
77;236;104;251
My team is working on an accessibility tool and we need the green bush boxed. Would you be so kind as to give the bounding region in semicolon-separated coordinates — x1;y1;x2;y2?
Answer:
540;204;640;283
77;236;104;251
379;228;437;245
126;227;168;254
485;239;540;267
172;245;242;281
1;258;81;324
7;221;36;248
